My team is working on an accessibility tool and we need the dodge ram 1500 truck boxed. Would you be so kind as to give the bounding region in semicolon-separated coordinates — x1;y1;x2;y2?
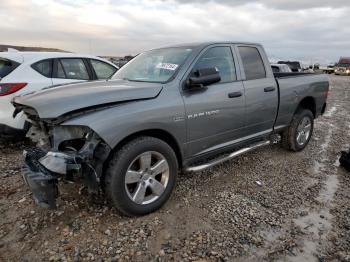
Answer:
13;42;329;216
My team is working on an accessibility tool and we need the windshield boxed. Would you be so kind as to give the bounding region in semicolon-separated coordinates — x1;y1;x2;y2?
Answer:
112;47;193;83
338;64;350;67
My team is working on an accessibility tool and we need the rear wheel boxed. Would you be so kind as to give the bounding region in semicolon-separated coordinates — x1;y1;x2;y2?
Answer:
282;108;314;152
104;136;178;216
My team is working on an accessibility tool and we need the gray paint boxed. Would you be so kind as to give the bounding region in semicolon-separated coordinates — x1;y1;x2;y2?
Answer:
14;42;329;163
14;79;163;118
274;74;329;127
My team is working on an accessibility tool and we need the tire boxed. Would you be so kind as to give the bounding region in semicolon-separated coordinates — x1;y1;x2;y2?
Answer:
282;108;314;152
104;136;178;216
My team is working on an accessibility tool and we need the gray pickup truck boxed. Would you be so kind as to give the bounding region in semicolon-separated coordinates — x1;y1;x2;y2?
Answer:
13;42;329;216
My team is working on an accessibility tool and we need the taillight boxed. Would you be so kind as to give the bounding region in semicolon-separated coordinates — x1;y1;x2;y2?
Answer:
0;83;27;96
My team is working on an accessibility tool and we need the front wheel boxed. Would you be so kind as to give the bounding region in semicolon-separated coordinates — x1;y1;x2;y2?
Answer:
104;136;178;216
282;108;314;152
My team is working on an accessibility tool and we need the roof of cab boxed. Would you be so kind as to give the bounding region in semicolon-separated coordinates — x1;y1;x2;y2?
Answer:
153;41;262;50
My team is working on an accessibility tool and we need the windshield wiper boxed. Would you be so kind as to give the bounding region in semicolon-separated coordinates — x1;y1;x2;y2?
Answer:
122;78;144;82
120;77;163;83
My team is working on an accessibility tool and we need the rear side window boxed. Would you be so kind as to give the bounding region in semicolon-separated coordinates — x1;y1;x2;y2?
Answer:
0;58;20;78
90;59;117;79
191;46;237;83
31;59;52;78
238;46;266;80
58;58;89;80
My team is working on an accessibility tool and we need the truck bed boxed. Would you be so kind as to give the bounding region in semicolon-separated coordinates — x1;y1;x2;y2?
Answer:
274;72;315;78
273;72;329;130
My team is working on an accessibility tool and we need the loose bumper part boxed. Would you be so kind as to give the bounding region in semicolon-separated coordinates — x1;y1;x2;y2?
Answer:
22;148;59;209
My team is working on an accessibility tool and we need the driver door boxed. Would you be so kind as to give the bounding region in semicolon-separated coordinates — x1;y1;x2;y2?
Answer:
182;45;246;157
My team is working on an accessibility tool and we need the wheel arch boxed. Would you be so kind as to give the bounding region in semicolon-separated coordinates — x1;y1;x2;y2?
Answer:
297;96;316;117
103;129;183;171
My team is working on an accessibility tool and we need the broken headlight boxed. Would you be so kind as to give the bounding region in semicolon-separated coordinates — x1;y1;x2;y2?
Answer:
51;125;91;152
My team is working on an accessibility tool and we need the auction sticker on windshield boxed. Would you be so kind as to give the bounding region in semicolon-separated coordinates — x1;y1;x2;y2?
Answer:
156;63;178;70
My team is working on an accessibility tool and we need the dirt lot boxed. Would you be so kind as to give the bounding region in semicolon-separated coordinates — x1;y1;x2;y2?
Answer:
1;75;350;261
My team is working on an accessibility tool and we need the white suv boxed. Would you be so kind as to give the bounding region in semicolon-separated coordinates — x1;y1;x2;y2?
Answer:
0;52;118;137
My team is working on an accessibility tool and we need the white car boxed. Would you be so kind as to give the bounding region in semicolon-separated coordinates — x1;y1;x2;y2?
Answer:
0;52;119;137
271;63;292;73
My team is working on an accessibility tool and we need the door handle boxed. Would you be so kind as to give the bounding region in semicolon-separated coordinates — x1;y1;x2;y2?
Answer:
264;86;276;92
228;91;242;98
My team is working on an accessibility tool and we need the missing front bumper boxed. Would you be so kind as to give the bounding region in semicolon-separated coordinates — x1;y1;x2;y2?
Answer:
22;148;59;209
22;164;58;208
22;129;111;209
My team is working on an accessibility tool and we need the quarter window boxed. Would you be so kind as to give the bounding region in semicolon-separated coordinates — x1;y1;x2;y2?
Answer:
0;58;20;78
191;47;236;83
31;59;52;78
90;59;117;79
59;58;89;80
238;46;266;80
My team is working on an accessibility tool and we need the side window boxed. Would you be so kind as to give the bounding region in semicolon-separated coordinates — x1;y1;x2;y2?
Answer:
59;58;89;80
192;46;236;83
90;59;117;79
238;46;266;80
31;59;52;78
0;58;20;78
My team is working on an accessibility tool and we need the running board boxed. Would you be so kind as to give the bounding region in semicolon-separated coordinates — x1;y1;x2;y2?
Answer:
185;140;271;172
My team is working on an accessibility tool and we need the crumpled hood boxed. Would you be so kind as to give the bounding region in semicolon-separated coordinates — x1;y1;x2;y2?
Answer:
13;79;163;119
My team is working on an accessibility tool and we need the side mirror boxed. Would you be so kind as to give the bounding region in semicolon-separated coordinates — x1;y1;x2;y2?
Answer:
187;68;221;89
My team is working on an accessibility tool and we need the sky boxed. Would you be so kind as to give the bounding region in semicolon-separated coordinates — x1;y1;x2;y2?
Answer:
1;0;349;64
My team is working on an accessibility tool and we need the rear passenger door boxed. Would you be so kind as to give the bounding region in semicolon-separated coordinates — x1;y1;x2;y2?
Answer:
236;45;278;137
52;58;91;85
183;45;246;156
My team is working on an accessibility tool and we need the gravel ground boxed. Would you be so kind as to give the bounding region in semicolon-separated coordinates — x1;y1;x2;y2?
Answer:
0;75;349;261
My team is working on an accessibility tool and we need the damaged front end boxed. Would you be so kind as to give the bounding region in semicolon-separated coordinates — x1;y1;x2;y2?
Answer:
21;107;111;208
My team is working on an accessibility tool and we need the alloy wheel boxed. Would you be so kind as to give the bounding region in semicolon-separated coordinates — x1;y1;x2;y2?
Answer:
124;151;169;205
296;116;312;146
